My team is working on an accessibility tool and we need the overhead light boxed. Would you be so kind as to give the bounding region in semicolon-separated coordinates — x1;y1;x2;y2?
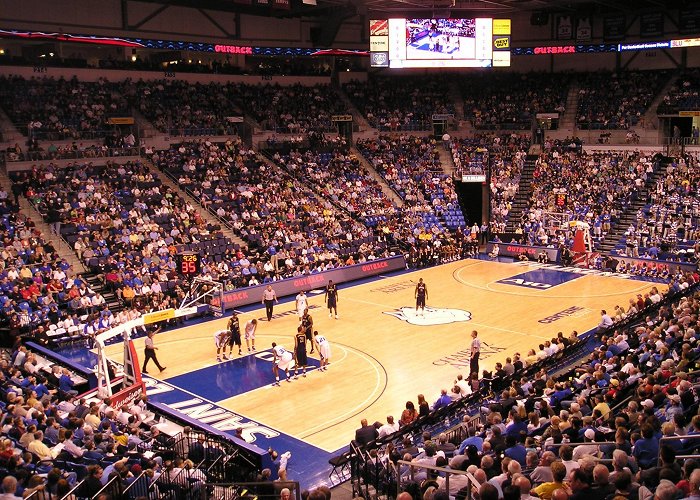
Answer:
131;55;137;62
0;49;5;55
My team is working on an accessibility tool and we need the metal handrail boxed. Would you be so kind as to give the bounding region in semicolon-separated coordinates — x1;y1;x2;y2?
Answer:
60;478;85;500
122;471;149;499
659;434;700;461
6;146;140;162
205;481;301;500
544;441;616;448
92;474;122;500
397;460;478;499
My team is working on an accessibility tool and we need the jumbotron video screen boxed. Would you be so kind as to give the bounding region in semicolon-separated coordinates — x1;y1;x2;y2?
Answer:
369;18;511;68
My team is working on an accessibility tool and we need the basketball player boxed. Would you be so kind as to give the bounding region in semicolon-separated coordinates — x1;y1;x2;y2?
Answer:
244;318;258;352
469;330;481;377
415;277;428;315
325;280;339;319
214;329;230;362
272;342;294;385
313;330;331;371
301;308;314;353
293;326;308;379
295;290;308;320
228;313;242;356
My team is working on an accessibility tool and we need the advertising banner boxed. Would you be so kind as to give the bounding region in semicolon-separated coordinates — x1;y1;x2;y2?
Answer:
220;256;406;310
487;242;560;262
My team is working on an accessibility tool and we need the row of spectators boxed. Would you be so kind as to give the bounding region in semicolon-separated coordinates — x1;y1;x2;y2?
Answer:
354;276;700;500
461;73;569;130
0;185;127;349
657;69;700;115
10;159;235;308
270;147;399;227
150;138;392;285
343;76;455;132
576;71;668;130
0;76;128;140
0;341;230;499
5;132;138;163
511;150;655;248
0;72;687;144
120;79;242;137
448;133;531;234
611;154;699;263
232;83;347;134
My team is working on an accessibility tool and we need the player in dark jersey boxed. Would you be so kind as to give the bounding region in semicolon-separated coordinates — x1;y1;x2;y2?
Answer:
325;280;339;319
293;325;308;379
301;308;314;353
228;313;242;356
415;277;428;315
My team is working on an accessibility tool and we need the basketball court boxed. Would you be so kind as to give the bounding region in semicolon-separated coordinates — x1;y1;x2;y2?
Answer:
100;259;662;486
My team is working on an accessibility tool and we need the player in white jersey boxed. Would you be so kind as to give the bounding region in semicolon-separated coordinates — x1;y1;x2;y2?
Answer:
271;342;295;385
214;330;230;362
313;330;331;371
295;291;308;320
244;319;257;352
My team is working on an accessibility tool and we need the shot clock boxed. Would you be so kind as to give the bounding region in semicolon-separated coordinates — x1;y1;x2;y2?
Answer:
178;252;201;277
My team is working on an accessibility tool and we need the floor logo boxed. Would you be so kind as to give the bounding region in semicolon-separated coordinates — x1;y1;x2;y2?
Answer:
383;306;472;326
433;341;506;368
496;269;583;291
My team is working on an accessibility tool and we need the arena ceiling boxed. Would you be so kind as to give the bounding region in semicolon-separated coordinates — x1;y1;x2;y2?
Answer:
328;0;683;16
139;0;688;18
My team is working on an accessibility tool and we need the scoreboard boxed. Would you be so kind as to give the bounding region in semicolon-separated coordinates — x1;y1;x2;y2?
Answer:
370;17;511;68
178;252;201;277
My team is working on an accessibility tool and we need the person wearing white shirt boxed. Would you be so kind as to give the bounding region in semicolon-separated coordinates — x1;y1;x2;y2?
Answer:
544;341;556;356
598;310;614;331
536;346;548;360
455;374;472;396
91;293;105;309
378;416;399;438
80;295;92;310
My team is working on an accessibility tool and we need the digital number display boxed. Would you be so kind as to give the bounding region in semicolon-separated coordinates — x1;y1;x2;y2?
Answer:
179;253;201;276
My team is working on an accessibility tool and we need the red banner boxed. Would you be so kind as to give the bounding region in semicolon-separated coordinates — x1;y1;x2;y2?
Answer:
110;382;146;408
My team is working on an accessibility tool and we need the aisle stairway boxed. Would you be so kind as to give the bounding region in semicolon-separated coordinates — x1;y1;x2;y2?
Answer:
0;108;23;146
447;79;465;121
334;86;371;131
597;166;664;254
640;71;679;129
559;83;580;132
0;171;85;273
140;157;247;249
504;154;539;232
437;143;456;176
349;146;404;207
0;170;123;313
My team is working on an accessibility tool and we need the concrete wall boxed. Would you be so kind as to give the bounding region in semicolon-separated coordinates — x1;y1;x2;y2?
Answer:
0;65;331;85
